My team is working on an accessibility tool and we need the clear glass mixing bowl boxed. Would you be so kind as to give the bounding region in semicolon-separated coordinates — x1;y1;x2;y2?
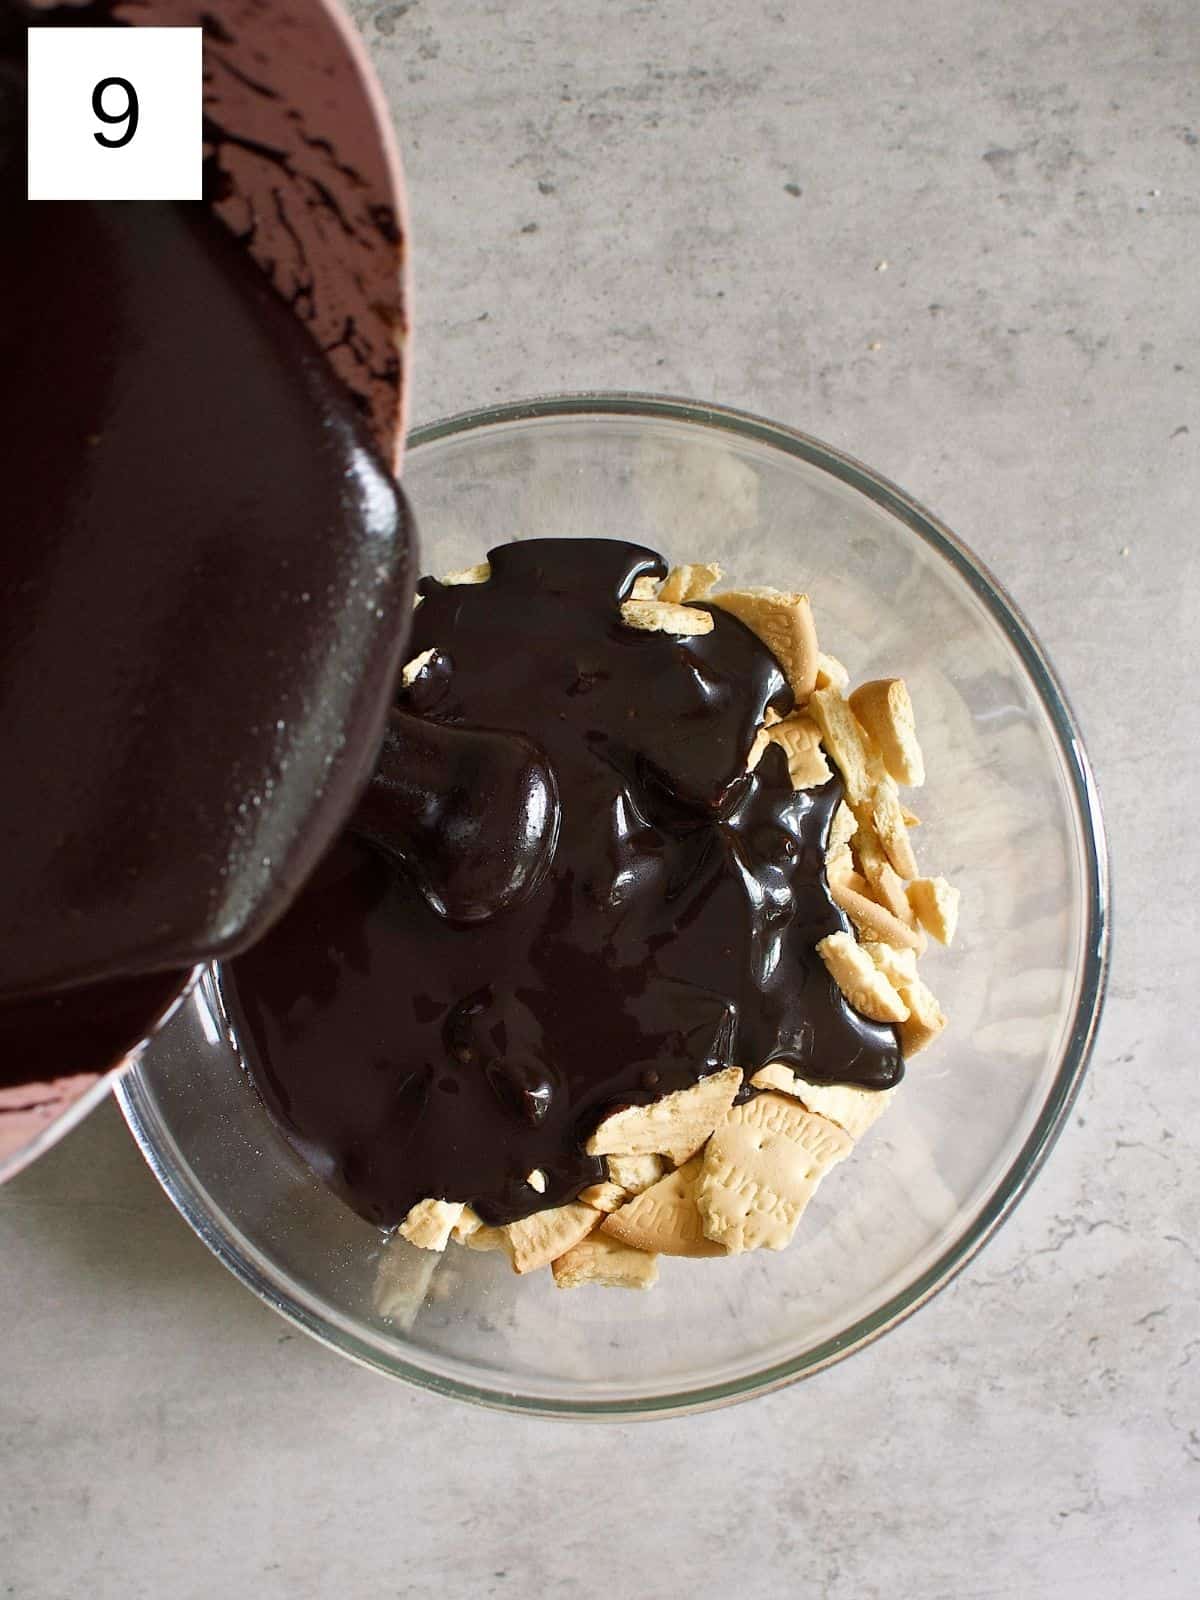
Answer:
117;394;1109;1418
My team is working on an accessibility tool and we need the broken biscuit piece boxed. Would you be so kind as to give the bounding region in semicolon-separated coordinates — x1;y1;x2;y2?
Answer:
709;587;819;701
816;931;910;1024
862;939;919;988
585;1066;742;1158
808;687;880;806
749;1064;894;1141
658;562;722;604
552;1233;660;1290
578;1181;627;1213
439;561;491;586
766;714;833;789
450;1206;485;1244
815;652;850;693
619;598;715;635
871;778;920;881
897;975;948;1057
829;875;924;950
463;1224;513;1256
825;841;854;882
400;648;437;687
848;678;925;787
630;575;660;600
851;814;918;926
505;1203;601;1274
601;1156;725;1257
399;1198;465;1253
696;1093;853;1253
828;800;858;853
907;876;960;946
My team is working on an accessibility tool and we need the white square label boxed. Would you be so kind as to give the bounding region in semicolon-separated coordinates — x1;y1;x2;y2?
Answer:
27;27;202;200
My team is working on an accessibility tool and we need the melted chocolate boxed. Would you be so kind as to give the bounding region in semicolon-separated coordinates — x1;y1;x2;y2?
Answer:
0;9;414;1082
225;541;902;1228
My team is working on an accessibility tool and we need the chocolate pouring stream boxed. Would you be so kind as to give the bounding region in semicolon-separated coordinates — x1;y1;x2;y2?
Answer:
0;4;415;1126
224;541;902;1228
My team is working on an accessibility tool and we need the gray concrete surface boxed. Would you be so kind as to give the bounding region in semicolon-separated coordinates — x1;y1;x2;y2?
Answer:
2;1;1197;1595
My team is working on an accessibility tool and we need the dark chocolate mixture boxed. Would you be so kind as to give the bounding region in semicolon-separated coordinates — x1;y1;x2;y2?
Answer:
224;541;903;1228
0;6;415;1086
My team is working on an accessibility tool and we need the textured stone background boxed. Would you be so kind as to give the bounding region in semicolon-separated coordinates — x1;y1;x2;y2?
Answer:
2;1;1196;1595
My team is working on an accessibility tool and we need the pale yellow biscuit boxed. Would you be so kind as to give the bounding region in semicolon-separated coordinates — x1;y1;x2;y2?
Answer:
400;647;436;687
808;687;880;806
829;875;924;950
585;1066;742;1158
696;1093;853;1253
505;1203;601;1274
398;1198;464;1252
439;561;491;585
848;678;925;786
851;813;918;925
601;1157;725;1257
619;598;715;635
749;1064;894;1141
825;841;854;882
897;975;948;1057
659;562;722;604
871;778;920;881
661;1134;709;1168
862;938;919;987
551;1233;660;1290
907;876;960;945
709;588;819;700
450;1206;485;1243
463;1224;513;1256
816;931;910;1023
630;575;660;600
828;801;859;853
766;714;832;789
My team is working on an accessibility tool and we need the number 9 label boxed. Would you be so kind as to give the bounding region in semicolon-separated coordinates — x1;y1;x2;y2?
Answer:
27;27;201;200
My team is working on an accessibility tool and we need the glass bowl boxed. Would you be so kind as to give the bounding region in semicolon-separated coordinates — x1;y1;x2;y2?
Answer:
117;394;1109;1418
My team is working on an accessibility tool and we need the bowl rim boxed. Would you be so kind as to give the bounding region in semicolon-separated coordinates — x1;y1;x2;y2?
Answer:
118;390;1111;1420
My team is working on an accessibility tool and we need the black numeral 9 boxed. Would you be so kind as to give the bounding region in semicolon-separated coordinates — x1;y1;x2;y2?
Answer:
92;77;139;149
